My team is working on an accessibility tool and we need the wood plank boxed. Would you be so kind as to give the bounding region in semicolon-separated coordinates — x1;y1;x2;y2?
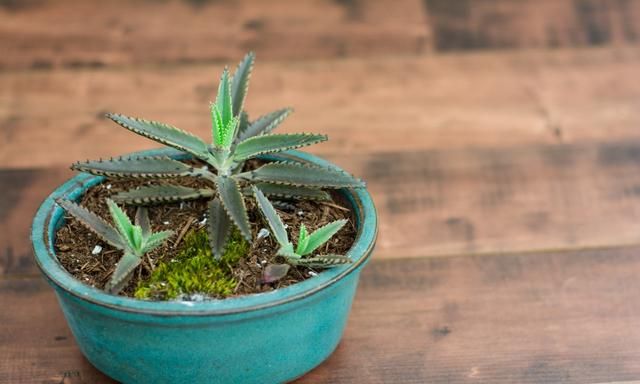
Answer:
2;0;640;71
0;167;72;277
425;0;640;51
6;139;640;277
0;0;428;70
5;246;640;383
2;47;640;168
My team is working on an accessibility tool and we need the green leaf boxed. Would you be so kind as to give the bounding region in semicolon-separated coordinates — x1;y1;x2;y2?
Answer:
135;207;151;237
72;156;198;179
107;114;210;162
113;185;215;205
216;176;251;241
252;186;290;248
300;219;347;256
212;68;237;148
293;254;352;267
207;198;232;259
231;52;255;116
251;184;330;201
236;108;292;142
131;225;144;252
296;224;310;255
106;199;135;249
247;162;365;188
142;230;173;254
212;107;239;149
105;252;141;294
278;243;299;259
55;199;126;250
233;133;327;162
236;111;250;141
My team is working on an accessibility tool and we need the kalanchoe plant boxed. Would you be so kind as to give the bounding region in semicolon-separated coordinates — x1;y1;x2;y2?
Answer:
56;198;173;294
71;52;363;258
253;186;351;283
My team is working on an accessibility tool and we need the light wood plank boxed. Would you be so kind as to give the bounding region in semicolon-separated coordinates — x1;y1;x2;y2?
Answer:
0;0;428;70
2;47;640;168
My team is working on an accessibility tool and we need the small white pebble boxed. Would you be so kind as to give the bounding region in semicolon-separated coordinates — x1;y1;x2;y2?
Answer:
297;211;304;216
284;224;289;229
91;245;102;255
308;271;318;277
163;221;170;225
257;228;270;239
257;263;263;268
106;184;112;190
190;294;206;302
199;217;207;225
261;260;267;264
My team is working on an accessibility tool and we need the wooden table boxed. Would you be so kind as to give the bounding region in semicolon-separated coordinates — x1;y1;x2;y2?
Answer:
3;1;640;382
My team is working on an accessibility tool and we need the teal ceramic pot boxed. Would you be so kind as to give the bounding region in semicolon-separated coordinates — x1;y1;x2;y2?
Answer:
31;148;377;384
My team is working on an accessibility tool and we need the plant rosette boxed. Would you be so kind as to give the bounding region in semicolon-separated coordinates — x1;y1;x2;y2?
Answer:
31;53;377;384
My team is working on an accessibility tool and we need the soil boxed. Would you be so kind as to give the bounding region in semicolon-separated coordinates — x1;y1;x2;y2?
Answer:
54;161;357;299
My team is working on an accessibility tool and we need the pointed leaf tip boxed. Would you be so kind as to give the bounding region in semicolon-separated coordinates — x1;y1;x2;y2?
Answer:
252;185;290;247
56;198;126;250
231;52;255;116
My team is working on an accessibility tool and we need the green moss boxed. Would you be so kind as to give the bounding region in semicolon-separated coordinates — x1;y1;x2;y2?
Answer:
134;228;248;300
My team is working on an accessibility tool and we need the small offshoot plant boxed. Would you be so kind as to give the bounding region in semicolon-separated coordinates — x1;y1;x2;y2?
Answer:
71;52;363;258
56;198;173;294
253;186;351;283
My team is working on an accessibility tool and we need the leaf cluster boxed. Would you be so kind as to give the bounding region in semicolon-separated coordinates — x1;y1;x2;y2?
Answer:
57;52;362;296
253;187;351;282
71;52;363;257
56;199;173;293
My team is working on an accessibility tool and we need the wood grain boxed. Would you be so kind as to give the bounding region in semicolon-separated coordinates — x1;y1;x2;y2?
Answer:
2;0;640;72
5;246;640;383
2;46;640;168
5;139;640;277
0;0;428;70
425;0;640;51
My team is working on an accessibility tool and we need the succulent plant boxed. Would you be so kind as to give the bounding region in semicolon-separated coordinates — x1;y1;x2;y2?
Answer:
71;53;363;258
56;198;173;294
253;186;351;282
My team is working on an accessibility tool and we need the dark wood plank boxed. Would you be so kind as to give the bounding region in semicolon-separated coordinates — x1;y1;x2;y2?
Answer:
5;246;640;383
6;139;640;276
301;246;640;383
2;0;640;71
0;0;428;70
0;168;73;277
424;0;640;51
2;46;640;168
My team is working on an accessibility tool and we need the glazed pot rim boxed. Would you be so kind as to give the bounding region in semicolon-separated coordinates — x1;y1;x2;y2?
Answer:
31;148;378;316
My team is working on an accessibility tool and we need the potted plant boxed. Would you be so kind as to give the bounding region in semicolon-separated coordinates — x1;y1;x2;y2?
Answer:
31;53;377;384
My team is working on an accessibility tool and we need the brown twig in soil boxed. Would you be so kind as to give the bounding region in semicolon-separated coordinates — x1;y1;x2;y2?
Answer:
146;254;156;270
320;201;350;212
173;217;195;249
